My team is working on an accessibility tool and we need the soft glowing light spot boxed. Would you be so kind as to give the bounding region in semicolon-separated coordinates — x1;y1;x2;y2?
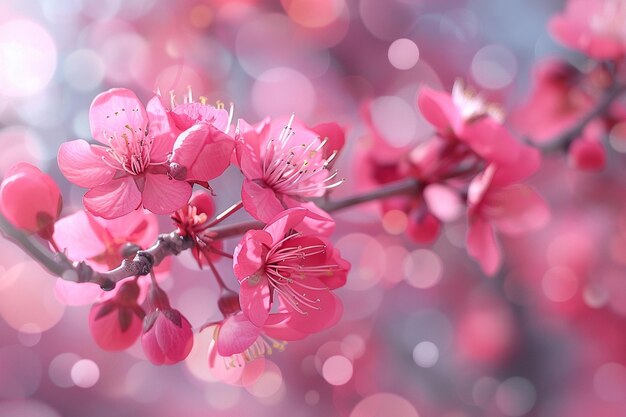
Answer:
0;126;44;175
412;341;439;368
541;266;578;302
190;5;214;28
246;361;283;398
593;362;626;402
383;245;409;285
471;44;517;90
100;31;149;86
388;38;420;70
495;377;536;417
404;249;443;289
305;390;320;405
0;262;65;332
382;209;408;235
342;334;366;360
335;233;386;291
63;49;105;92
472;376;499;406
282;0;345;28
322;355;353;386
186;331;219;383
370;96;417;147
582;284;609;308
252;67;316;119
0;19;57;97
350;393;420;417
359;0;416;40
49;352;80;388
205;383;242;410
71;359;100;388
18;324;42;347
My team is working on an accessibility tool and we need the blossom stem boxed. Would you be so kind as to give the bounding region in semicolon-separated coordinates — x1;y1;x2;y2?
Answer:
204;200;243;228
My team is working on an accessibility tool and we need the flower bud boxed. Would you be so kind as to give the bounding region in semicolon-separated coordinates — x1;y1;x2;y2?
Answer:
568;136;605;171
0;163;62;239
141;286;194;365
88;280;145;351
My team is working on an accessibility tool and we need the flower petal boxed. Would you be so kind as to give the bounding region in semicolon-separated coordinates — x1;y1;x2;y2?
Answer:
467;216;501;276
58;140;116;188
239;276;271;327
52;210;105;260
417;86;458;132
216;314;262;356
89;88;148;144
241;178;285;223
83;177;142;219
141;174;191;215
146;96;177;162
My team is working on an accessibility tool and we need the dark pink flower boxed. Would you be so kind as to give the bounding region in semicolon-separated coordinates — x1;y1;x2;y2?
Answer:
568;125;607;171
0;163;62;239
141;286;194;365
236;115;344;223
233;208;348;333
88;280;145;351
550;0;626;60
58;88;191;219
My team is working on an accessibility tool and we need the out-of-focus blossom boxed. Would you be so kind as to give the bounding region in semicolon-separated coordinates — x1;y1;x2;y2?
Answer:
142;285;194;365
511;59;593;142
58;88;190;218
236;115;344;223
568;124;607;171
550;0;626;59
233;208;348;335
88;279;145;351
0;163;62;239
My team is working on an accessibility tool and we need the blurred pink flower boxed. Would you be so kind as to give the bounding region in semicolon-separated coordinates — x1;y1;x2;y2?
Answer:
88;279;145;351
58;88;190;219
0;162;62;239
236;115;343;223
568;123;607;171
550;0;626;59
141;285;194;365
233;208;348;334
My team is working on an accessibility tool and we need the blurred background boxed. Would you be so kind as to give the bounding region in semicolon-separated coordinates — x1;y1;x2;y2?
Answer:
2;0;626;416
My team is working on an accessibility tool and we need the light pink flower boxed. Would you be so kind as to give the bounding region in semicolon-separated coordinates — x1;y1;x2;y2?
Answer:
52;208;160;306
233;208;348;333
58;88;191;219
467;162;550;276
0;163;62;239
88;279;145;351
550;0;626;59
141;285;194;365
236;115;343;223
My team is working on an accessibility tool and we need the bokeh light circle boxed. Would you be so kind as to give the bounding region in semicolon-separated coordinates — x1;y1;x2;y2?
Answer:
471;44;517;90
350;393;419;417
322;355;353;385
388;38;420;70
412;341;439;368
0;19;57;97
251;67;316;119
71;359;100;388
495;377;536;417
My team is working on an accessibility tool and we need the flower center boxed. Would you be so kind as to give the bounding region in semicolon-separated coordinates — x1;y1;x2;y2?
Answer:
260;114;343;198
102;124;153;176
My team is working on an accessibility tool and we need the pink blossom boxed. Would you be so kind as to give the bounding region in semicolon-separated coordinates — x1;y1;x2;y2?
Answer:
58;88;191;219
467;163;550;275
236;115;344;223
0;163;62;239
233;208;348;333
88;279;145;351
550;0;626;60
141;285;194;365
52;209;159;306
568;124;607;171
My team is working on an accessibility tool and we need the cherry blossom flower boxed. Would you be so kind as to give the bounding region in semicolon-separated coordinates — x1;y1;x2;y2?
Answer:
550;0;626;60
142;285;194;365
88;279;145;351
0;163;62;239
236;115;344;223
233;208;348;333
52;209;160;306
58;88;190;219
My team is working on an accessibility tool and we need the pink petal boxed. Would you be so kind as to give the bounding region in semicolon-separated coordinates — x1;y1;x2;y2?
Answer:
461;119;520;165
83;176;142;219
141;174;191;215
467;216;501;276
89;88;148;144
486;184;550;235
171;124;208;168
171;103;230;132
217;314;262;356
263;207;308;242
310;122;346;160
417;87;458;133
95;209;159;249
146;96;177;163
233;230;273;280
239;276;271;327
154;312;193;364
53;211;106;260
189;191;215;217
235;140;264;180
423;184;463;222
57;140;116;188
241;178;285;223
282;198;336;236
190;139;235;181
